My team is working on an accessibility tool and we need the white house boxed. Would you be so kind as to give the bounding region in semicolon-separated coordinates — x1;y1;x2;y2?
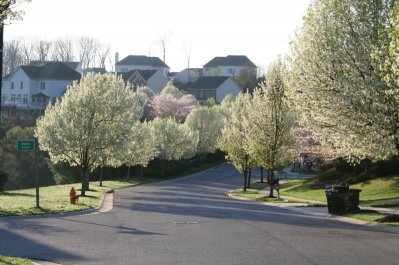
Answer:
183;76;241;103
1;62;81;110
203;55;257;80
118;70;168;94
115;55;170;77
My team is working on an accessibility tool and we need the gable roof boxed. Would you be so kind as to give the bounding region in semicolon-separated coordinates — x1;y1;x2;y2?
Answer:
116;55;170;69
203;55;256;68
117;70;158;82
83;67;107;75
29;61;80;70
20;62;81;80
183;76;230;90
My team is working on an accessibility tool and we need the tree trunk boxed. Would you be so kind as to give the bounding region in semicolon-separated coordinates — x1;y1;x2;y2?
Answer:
260;167;264;183
80;167;86;196
243;170;248;191
99;167;104;187
268;169;275;198
126;166;131;181
247;168;252;188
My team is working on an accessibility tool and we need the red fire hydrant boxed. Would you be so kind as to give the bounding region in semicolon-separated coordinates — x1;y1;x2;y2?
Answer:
69;187;80;204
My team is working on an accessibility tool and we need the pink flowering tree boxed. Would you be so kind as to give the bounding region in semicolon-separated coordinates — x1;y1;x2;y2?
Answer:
150;94;197;123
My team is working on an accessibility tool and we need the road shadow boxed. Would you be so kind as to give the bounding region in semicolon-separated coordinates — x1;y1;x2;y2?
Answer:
0;228;86;263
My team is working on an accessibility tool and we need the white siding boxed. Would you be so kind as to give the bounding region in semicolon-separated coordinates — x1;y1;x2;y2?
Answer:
216;78;241;103
2;69;31;108
147;71;168;94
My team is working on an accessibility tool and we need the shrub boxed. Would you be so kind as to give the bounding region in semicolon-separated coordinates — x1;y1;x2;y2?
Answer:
0;167;7;192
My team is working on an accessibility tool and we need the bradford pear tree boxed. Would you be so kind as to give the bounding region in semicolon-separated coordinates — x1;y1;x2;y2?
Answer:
36;73;143;196
245;58;297;197
185;105;226;155
149;117;198;177
289;0;396;163
118;121;157;179
218;93;255;191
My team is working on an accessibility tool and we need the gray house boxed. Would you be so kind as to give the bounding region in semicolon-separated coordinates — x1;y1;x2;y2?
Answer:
118;70;168;94
115;55;170;78
203;55;257;86
1;62;81;110
183;76;241;103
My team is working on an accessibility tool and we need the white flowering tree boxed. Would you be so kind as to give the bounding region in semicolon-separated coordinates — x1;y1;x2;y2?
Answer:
160;81;184;98
185;105;226;155
117;121;157;179
218;93;255;191
36;73;143;195
246;59;297;197
289;0;396;163
149;117;198;177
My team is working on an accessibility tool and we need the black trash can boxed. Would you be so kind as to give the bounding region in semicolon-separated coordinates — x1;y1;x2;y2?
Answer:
346;189;361;211
325;185;348;213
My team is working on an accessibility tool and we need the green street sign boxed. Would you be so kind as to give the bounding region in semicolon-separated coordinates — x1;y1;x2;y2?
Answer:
17;139;35;152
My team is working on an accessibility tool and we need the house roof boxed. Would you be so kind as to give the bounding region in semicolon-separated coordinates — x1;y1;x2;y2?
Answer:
116;55;170;69
83;67;107;74
183;76;230;90
29;61;80;70
203;55;256;68
118;70;158;82
20;62;81;80
31;92;49;98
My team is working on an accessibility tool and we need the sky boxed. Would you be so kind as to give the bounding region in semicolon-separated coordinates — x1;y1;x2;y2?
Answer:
5;0;312;72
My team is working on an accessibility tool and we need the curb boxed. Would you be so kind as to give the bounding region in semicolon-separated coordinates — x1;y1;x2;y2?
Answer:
226;191;399;233
32;259;62;265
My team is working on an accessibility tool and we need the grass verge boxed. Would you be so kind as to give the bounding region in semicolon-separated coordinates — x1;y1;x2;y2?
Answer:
362;201;399;208
0;178;158;217
279;176;399;202
231;182;305;203
0;256;33;265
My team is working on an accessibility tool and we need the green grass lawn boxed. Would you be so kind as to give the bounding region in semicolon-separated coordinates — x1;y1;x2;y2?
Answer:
279;176;399;203
0;178;158;217
232;182;305;203
343;212;399;226
363;201;399;208
0;256;33;265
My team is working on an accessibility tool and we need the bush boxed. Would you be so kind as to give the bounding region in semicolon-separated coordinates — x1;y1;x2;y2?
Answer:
0;167;7;192
48;161;81;184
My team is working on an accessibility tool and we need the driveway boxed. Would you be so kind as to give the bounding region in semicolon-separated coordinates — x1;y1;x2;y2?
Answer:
0;163;398;265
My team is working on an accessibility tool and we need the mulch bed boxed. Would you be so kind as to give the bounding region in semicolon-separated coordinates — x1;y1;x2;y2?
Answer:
376;214;399;223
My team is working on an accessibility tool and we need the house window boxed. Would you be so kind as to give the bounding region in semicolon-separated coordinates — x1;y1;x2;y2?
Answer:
32;97;36;103
20;82;23;89
23;94;28;104
11;94;16;101
40;82;46;90
11;82;14;89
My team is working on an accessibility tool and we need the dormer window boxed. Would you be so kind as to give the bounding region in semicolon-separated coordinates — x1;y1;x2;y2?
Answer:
40;82;46;90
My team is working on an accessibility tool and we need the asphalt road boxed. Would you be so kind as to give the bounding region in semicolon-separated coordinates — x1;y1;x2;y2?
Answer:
0;163;398;265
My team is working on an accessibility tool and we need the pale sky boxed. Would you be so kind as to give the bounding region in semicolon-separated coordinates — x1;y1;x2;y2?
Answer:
5;0;312;72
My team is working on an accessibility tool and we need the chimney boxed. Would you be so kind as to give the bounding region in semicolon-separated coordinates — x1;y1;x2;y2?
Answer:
115;52;119;65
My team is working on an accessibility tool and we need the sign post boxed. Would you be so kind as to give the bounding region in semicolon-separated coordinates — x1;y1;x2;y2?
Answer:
17;139;39;208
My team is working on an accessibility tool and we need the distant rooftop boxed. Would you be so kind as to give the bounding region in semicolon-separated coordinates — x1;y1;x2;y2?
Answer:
21;62;81;80
117;70;158;82
116;55;170;69
29;60;80;70
183;76;230;90
203;55;256;68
